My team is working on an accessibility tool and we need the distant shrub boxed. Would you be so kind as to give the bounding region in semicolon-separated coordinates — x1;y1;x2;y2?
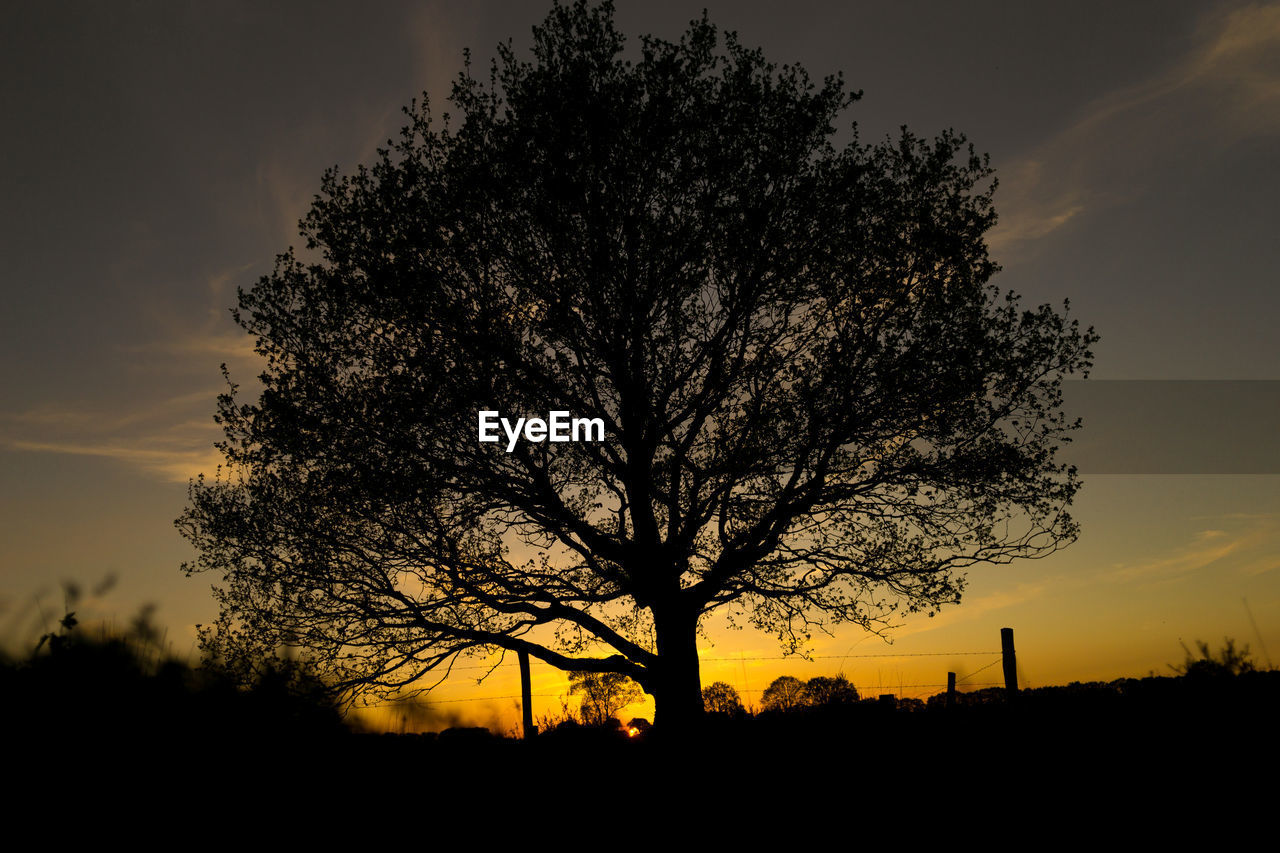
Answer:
1171;638;1258;679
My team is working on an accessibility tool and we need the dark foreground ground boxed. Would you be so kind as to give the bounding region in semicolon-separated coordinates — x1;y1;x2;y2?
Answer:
7;652;1277;819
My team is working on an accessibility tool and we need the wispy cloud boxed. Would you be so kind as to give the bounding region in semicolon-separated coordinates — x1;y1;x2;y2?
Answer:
4;262;267;483
122;331;260;363
1107;514;1280;583
5;438;225;484
891;509;1280;638
1;394;228;483
6;392;221;434
990;2;1280;257
890;579;1055;640
121;263;264;369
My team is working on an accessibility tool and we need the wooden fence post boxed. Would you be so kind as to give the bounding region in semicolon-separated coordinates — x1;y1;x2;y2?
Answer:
518;649;537;739
1001;627;1018;698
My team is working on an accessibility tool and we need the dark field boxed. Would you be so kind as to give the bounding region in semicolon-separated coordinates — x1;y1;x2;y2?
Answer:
7;633;1276;815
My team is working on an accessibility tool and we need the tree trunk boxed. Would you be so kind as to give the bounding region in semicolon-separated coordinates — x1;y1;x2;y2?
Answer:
650;603;704;730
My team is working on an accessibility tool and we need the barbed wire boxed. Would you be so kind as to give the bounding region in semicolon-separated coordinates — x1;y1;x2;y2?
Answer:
956;657;1004;683
357;660;1010;708
703;651;1002;661
360;680;1011;708
430;650;1003;672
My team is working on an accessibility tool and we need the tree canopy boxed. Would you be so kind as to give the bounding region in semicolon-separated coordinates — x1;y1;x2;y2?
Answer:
702;681;745;715
569;670;643;726
178;0;1095;728
804;675;859;707
760;676;808;713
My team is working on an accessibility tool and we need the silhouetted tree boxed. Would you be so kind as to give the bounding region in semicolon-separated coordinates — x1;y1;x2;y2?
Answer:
178;0;1095;728
702;681;745;715
760;676;808;712
569;670;642;726
804;674;859;707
